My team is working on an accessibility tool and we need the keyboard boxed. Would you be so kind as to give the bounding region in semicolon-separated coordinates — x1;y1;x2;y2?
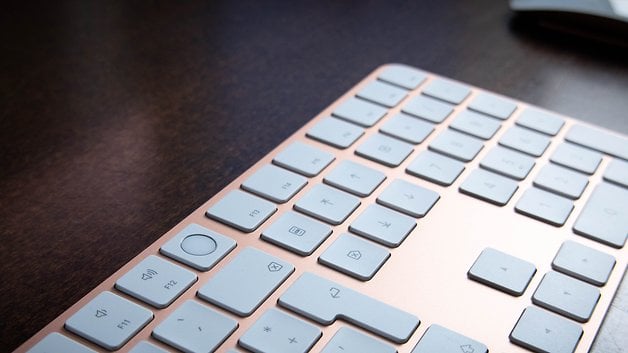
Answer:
15;64;627;353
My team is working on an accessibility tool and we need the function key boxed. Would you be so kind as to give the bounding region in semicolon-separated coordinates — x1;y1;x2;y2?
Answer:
306;116;364;149
550;143;602;175
552;240;616;286
357;80;408;108
402;95;454;124
411;324;488;353
516;108;564;136
273;141;335;177
378;64;427;90
573;182;628;248
532;271;600;322
241;164;308;203
603;158;628;187
468;92;517;120
515;188;574;227
467;247;536;296
422;78;471;104
333;97;387;127
206;190;277;233
510;306;582;353
566;124;628;161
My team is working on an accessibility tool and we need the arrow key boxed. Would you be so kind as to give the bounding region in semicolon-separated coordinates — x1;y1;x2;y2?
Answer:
468;248;536;296
510;306;582;353
532;271;600;322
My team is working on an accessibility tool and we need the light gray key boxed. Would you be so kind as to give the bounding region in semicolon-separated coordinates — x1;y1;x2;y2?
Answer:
239;308;321;353
516;108;565;136
566;124;628;160
422;78;470;104
129;341;169;353
324;160;386;197
278;272;420;343
468;92;517;120
350;204;416;247
294;184;360;225
332;97;387;127
377;179;440;218
379;113;434;144
429;129;484;162
515;187;574;226
27;333;96;353
152;300;238;353
378;64;427;90
65;291;153;351
604;158;628;187
459;168;518;206
480;146;535;180
499;125;551;157
241;164;307;203
197;247;294;316
116;255;197;308
552;240;616;286
533;163;588;200
357;80;408;108
533;271;600;322
550;142;602;175
321;327;396;353
355;133;414;167
406;150;465;186
468;248;536;296
160;223;236;272
402;95;454;123
573;182;628;248
449;110;501;140
206;190;277;232
319;233;390;281
273;141;335;177
306;116;365;149
411;324;488;353
261;211;332;256
510;306;583;353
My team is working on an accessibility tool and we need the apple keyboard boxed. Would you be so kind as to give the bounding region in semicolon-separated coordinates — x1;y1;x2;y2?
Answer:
15;64;628;353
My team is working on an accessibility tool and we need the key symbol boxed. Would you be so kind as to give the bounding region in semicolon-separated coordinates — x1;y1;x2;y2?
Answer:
329;287;341;298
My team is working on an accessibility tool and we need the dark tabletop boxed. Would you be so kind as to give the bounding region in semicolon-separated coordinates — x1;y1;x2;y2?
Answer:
1;1;627;351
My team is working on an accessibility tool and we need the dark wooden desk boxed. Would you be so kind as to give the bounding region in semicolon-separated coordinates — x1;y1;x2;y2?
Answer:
1;1;626;351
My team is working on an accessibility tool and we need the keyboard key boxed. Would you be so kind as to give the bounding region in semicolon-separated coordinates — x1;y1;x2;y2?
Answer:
459;169;518;206
152;300;238;353
449;110;501;140
333;97;387;127
273;141;335;177
160;223;236;271
378;64;427;90
239;308;321;353
65;291;153;350
411;324;488;353
566;124;628;160
197;247;294;316
533;163;588;200
499;125;551;157
294;184;360;225
604;158;628;187
319;233;390;280
573;182;628;248
377;179;440;218
550;142;602;175
510;306;582;353
515;188;574;226
532;271;600;322
422;78;470;104
278;272;420;343
379;113;434;144
206;190;277;232
355;133;414;167
468;92;517;120
552;240;616;286
467;248;536;296
429;129;484;162
306;116;364;149
324;160;386;197
129;341;169;353
480;146;535;180
357;80;408;108
402;95;454;123
27;333;96;353
516;108;565;136
261;211;332;256
350;204;416;247
115;255;197;308
241;164;307;203
321;327;396;353
406;150;465;186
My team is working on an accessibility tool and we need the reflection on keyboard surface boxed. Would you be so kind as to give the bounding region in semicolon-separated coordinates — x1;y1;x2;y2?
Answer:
17;64;628;353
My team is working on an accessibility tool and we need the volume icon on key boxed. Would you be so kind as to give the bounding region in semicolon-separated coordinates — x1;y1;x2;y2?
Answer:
141;269;158;280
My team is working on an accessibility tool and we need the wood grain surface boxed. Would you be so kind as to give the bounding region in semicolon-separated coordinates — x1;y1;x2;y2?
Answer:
1;1;626;352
